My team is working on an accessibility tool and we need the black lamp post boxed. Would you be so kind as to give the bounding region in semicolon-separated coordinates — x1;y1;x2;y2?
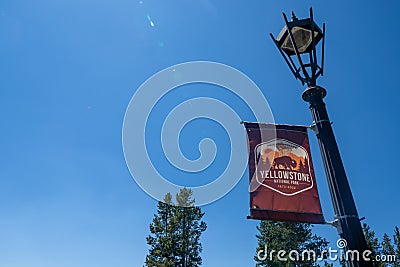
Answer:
270;8;372;267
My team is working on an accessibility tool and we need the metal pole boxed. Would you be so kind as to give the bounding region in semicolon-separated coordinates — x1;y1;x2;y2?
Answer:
302;86;373;267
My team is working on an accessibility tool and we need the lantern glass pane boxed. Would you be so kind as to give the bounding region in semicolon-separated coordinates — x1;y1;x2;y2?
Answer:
282;26;317;53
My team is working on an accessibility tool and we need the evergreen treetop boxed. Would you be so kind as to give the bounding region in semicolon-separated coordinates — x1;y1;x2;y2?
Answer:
145;188;207;267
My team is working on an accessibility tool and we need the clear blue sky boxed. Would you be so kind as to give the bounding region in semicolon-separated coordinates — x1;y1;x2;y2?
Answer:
1;0;399;266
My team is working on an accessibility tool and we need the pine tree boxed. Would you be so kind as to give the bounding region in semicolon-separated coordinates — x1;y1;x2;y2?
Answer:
145;193;176;266
382;233;394;255
362;223;384;266
298;159;305;172
145;188;207;267
255;221;330;266
394;226;400;266
382;233;395;267
303;157;309;171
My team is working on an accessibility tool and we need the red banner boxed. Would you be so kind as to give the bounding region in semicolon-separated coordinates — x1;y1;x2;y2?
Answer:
244;122;324;224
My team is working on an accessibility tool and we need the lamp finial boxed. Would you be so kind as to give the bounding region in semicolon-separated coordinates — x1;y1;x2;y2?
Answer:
291;11;298;21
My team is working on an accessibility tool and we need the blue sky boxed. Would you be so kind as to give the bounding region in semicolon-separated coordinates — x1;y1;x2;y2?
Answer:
1;0;399;266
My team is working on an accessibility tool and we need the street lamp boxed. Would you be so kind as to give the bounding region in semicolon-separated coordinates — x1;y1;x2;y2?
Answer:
270;8;372;267
270;8;324;87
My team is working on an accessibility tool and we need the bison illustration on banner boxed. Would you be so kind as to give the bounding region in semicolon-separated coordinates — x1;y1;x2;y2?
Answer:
273;156;297;170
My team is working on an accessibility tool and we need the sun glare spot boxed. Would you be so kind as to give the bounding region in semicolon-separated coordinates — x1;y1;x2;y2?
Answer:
147;14;155;27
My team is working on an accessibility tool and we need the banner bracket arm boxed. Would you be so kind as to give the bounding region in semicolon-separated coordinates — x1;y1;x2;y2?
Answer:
325;215;364;234
324;219;342;233
309;119;333;132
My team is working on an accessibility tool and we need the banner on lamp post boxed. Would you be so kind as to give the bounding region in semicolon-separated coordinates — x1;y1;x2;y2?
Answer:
244;122;324;224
